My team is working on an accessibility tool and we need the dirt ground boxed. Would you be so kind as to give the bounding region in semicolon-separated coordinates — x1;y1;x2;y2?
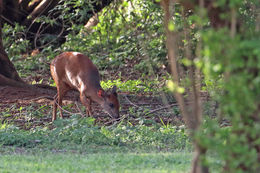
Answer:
0;83;183;129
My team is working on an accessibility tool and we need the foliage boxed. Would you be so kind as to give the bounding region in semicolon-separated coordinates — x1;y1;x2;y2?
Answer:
2;23;58;79
49;78;168;93
62;0;166;77
101;78;168;93
0;116;190;151
201;33;260;171
2;23;30;60
198;1;260;171
3;0;168;88
158;0;260;171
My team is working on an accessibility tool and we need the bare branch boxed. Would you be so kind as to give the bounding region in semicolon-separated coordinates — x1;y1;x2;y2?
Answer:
23;0;60;25
24;0;52;25
25;0;42;12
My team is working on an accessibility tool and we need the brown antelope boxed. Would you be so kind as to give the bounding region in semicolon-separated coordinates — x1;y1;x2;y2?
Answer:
50;52;119;121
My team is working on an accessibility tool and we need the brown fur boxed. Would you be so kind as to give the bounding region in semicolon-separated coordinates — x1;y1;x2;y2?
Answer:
50;52;119;121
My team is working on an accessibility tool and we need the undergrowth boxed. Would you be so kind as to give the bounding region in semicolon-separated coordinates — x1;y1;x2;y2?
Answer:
0;116;190;152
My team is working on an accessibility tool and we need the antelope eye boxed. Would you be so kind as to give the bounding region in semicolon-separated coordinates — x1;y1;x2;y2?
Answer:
109;103;114;108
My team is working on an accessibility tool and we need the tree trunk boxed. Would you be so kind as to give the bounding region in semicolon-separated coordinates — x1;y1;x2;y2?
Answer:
161;1;208;172
0;0;24;85
191;144;209;173
0;28;25;86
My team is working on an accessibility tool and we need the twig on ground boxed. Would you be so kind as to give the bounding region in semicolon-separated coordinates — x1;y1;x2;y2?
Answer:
124;94;178;117
53;96;81;116
75;101;85;117
123;95;140;108
105;114;128;126
23;95;54;101
145;103;178;116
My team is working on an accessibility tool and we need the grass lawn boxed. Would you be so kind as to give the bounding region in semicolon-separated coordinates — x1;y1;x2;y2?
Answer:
0;117;222;172
0;150;191;173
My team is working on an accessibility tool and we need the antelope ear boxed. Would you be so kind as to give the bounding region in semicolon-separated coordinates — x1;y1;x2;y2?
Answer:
111;86;117;96
97;89;105;98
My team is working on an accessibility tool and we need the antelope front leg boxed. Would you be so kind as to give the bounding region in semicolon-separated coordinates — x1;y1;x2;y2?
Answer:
52;94;58;121
80;93;92;117
86;99;92;116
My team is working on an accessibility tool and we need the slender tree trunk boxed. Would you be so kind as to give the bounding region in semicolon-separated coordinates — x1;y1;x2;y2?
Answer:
161;1;208;172
192;144;209;173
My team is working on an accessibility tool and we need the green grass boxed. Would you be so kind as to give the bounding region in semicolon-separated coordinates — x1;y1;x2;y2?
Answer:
0;117;193;172
0;151;191;173
0;116;190;151
0;117;222;172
